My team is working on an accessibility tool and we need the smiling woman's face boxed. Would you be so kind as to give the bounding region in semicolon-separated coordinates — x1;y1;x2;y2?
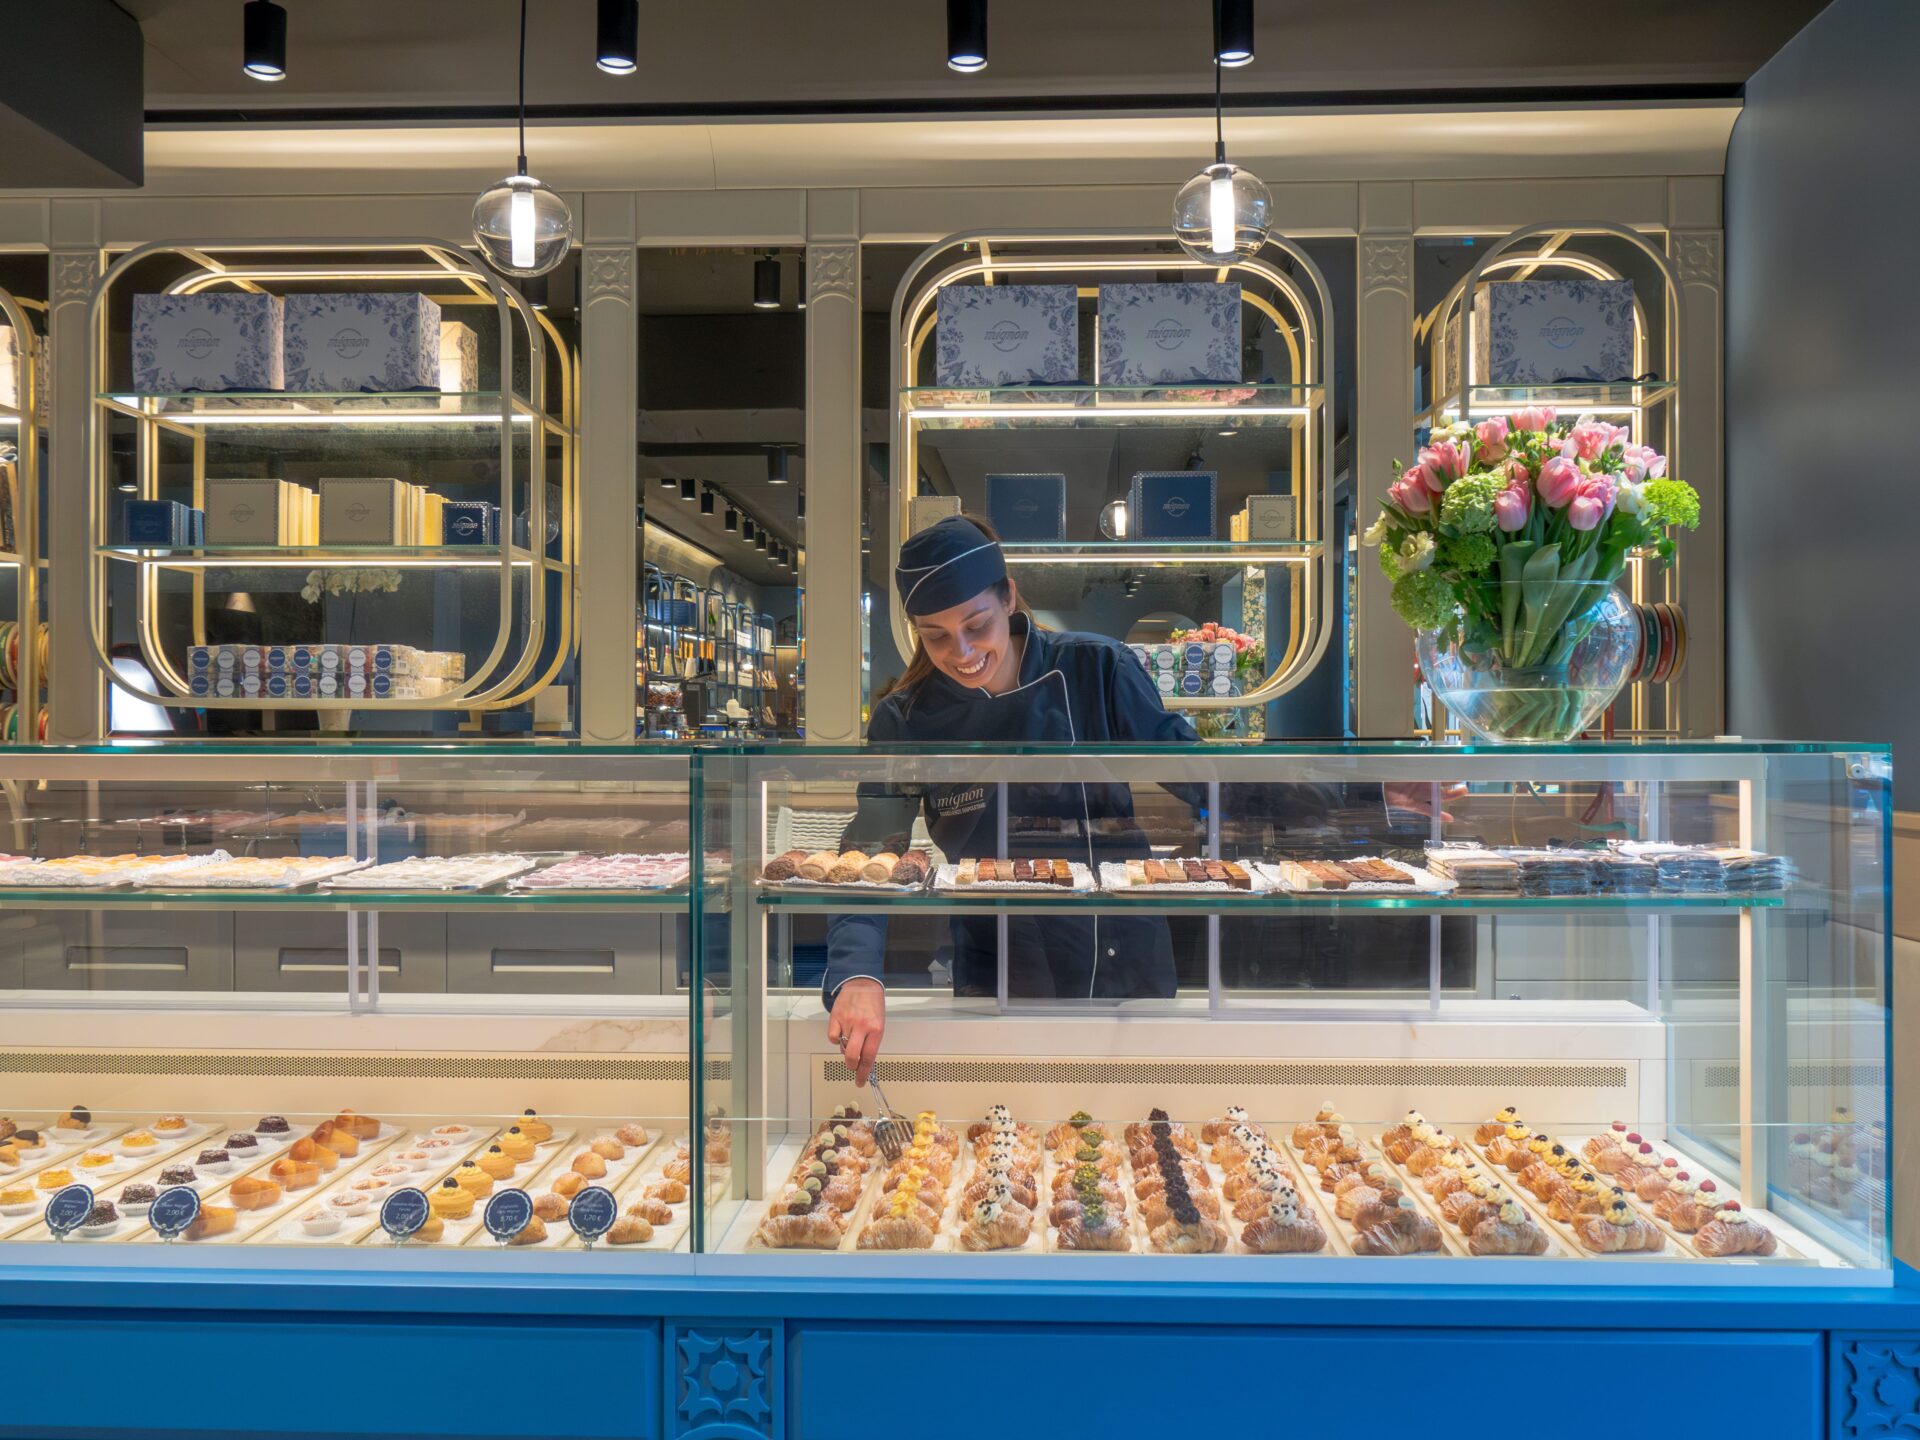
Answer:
912;584;1021;693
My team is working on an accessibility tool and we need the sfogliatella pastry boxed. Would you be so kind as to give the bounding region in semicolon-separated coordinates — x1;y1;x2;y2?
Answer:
1138;1109;1227;1254
1692;1205;1778;1257
1241;1186;1327;1254
1573;1197;1666;1253
628;1197;674;1226
860;1112;951;1250
1663;1179;1724;1233
955;1107;1037;1251
1468;1199;1551;1256
509;1216;549;1246
1350;1196;1443;1255
532;1193;569;1223
1474;1106;1522;1145
609;1214;654;1245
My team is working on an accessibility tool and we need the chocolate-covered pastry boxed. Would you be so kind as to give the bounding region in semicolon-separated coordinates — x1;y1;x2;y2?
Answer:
256;1116;290;1135
761;848;808;882
84;1200;117;1226
225;1133;258;1151
158;1165;196;1186
196;1149;230;1167
119;1183;156;1206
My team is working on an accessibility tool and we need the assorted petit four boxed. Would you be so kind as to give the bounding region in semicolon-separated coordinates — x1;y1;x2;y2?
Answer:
255;1116;290;1136
0;1185;37;1214
185;1205;237;1240
37;1168;77;1190
430;1179;475;1220
517;1110;553;1143
117;1183;157;1213
299;1210;341;1237
230;1177;281;1211
79;1200;120;1237
156;1164;196;1188
120;1131;158;1152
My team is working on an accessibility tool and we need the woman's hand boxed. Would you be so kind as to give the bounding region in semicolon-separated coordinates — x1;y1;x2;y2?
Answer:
1384;781;1467;824
827;978;886;1086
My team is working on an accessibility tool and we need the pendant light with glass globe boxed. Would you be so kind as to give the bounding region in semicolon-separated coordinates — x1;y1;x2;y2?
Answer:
473;0;575;278
1171;1;1270;265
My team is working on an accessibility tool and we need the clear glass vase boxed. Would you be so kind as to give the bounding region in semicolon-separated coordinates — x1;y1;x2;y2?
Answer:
1416;584;1638;744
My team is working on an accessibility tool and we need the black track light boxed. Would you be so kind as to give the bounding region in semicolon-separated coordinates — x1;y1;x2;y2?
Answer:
679;478;696;501
724;506;738;532
753;254;781;310
659;474;678;489
243;0;288;82
595;0;639;75
766;447;788;484
947;0;987;72
742;518;756;542
797;488;805;519
700;487;715;516
756;530;769;552
1215;0;1253;67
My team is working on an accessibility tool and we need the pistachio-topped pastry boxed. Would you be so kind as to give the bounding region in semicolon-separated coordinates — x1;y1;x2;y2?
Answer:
1066;1110;1093;1129
1497;1200;1527;1227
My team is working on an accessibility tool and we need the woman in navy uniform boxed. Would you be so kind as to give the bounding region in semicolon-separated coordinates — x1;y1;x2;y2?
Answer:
825;515;1196;1082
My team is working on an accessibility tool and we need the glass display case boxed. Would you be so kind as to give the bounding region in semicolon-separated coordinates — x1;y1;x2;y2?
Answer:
700;740;1891;1280
0;746;696;1254
0;740;1891;1282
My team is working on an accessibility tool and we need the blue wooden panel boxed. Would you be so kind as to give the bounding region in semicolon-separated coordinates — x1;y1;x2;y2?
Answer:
1830;1333;1920;1438
0;1315;658;1440
792;1326;1822;1439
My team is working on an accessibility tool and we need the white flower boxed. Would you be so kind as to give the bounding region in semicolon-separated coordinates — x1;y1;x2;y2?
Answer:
1394;533;1435;575
1361;513;1392;547
1614;480;1648;518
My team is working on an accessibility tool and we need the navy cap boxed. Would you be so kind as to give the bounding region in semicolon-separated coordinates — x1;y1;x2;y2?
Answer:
895;516;1008;616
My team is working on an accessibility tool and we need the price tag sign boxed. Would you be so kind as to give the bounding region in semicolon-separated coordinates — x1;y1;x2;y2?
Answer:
148;1185;202;1243
43;1183;94;1241
380;1188;429;1244
481;1188;532;1245
567;1186;617;1247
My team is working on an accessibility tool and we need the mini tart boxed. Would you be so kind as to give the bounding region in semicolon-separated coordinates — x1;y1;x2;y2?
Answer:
299;1209;341;1237
516;1111;553;1143
152;1114;188;1133
0;1185;35;1211
496;1129;535;1162
429;1178;474;1220
477;1147;516;1180
395;1150;435;1171
326;1192;371;1215
119;1131;158;1151
453;1162;493;1198
77;1152;116;1170
37;1168;76;1190
430;1124;473;1144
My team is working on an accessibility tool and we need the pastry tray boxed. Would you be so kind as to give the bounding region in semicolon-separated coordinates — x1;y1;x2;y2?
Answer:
511;854;692;892
0;853;234;889
131;857;372;891
1282;1133;1466;1257
1039;1121;1142;1255
1262;858;1457;895
461;1125;664;1249
560;1131;693;1252
757;873;931;893
1095;861;1278;896
1368;1131;1576;1259
1460;1134;1691;1262
934;862;1098;893
324;855;539;892
353;1123;575;1249
1197;1126;1344;1257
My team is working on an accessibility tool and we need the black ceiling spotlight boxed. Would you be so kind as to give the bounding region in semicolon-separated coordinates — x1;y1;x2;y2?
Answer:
679;478;697;501
699;486;715;516
595;0;639;75
766;446;789;484
659;474;678;489
755;529;769;552
242;0;288;82
1215;0;1253;67
724;505;739;532
947;0;987;72
753;254;781;310
741;517;756;542
796;488;805;519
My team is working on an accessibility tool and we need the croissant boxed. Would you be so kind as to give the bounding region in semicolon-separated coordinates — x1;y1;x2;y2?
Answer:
1442;1192;1497;1230
1149;1215;1230;1254
1693;1214;1778;1258
1140;1189;1221;1230
1349;1195;1411;1232
1548;1190;1609;1224
1666;1197;1721;1233
1404;1145;1452;1177
858;1214;936;1250
1470;1214;1551;1256
627;1197;674;1226
608;1215;654;1245
1334;1185;1382;1221
757;1210;844;1249
965;1175;1037;1210
644;1178;688;1204
1054;1209;1131;1251
1520;1163;1564;1200
1242;1211;1327;1254
1350;1208;1442;1256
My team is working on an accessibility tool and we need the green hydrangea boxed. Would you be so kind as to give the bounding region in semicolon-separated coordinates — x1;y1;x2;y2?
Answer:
1390;570;1456;631
1440;532;1497;575
1642;478;1701;530
1377;542;1403;580
1438;471;1503;533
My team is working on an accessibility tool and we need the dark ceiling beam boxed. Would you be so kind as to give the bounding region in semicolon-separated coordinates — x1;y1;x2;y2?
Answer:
0;0;143;187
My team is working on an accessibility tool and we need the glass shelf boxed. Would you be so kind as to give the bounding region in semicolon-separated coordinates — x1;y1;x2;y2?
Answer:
1427;380;1679;419
1001;539;1320;565
902;383;1322;428
756;889;1789;914
98;390;544;427
98;544;538;570
0;886;694;912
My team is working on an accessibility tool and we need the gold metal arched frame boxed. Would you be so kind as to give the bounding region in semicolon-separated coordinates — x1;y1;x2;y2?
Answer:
85;238;574;715
0;285;41;732
888;230;1337;712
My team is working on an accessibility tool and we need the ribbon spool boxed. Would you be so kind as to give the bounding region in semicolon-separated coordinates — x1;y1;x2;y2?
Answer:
1628;603;1687;685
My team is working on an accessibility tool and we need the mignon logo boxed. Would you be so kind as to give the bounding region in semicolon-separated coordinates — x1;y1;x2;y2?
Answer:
1147;319;1192;350
327;328;371;358
1013;498;1038;516
986;320;1030;351
1539;316;1586;349
178;329;218;359
230;503;256;523
1161;497;1191;518
345;502;371;522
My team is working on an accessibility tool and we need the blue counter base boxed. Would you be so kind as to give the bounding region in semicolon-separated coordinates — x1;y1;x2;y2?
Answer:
3;1266;1917;1439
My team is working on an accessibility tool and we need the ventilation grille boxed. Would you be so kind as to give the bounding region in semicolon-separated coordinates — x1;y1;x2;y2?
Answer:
844;1059;1628;1089
1702;1062;1886;1091
0;1051;730;1084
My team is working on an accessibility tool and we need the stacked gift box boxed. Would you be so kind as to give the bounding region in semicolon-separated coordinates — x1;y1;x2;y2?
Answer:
1129;640;1241;699
187;644;466;701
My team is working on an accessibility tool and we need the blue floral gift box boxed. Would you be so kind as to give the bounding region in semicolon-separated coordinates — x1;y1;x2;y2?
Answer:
285;293;444;392
1448;278;1638;387
1098;282;1242;385
132;292;285;393
935;284;1079;386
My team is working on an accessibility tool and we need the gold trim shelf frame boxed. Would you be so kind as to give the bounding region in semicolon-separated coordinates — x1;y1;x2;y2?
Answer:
0;284;45;738
85;239;579;720
1417;221;1687;740
888;231;1338;714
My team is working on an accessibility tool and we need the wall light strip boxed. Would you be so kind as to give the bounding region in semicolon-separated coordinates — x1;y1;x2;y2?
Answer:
103;406;535;427
105;555;537;570
1003;550;1313;566
908;405;1310;420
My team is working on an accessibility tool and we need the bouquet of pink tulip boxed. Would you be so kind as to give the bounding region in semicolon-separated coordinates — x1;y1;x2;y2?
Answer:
1170;621;1263;677
1364;408;1700;738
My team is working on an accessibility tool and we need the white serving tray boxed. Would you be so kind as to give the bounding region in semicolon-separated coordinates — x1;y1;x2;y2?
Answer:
1096;861;1276;896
